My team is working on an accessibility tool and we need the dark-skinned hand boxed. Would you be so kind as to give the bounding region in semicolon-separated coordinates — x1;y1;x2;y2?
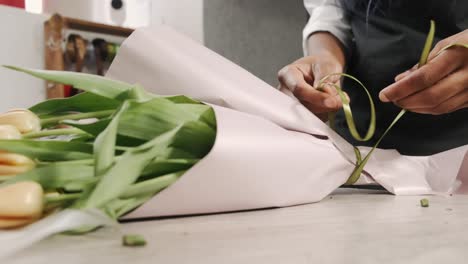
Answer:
379;30;468;115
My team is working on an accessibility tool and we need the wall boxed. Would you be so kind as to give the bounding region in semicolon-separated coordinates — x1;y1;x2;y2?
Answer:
0;1;307;113
41;0;151;28
150;0;307;86
0;5;47;112
203;0;306;86
151;0;204;43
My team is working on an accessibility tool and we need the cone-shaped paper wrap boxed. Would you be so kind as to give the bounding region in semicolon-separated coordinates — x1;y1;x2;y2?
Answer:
106;26;468;219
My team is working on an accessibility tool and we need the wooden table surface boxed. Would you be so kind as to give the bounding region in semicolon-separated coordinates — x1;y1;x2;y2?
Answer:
7;189;468;264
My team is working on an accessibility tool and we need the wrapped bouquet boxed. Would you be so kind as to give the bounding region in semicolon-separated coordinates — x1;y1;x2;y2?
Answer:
0;23;466;257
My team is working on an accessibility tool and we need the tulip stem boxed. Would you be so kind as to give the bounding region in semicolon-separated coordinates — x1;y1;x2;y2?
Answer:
40;110;114;126
45;193;82;204
23;128;88;139
115;146;133;151
38;159;95;166
38;154;128;166
0;175;15;182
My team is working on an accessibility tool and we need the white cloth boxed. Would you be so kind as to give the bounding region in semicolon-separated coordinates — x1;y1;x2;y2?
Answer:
303;0;352;55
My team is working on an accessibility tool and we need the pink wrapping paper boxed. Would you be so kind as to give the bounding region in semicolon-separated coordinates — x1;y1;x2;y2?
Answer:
106;26;468;219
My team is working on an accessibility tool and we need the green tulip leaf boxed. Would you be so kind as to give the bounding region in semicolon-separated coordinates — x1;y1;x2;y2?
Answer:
30;92;120;116
4;66;132;100
0;140;93;161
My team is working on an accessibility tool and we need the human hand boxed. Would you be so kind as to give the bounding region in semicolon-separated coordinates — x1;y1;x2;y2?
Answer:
278;52;348;120
278;32;349;120
379;30;468;114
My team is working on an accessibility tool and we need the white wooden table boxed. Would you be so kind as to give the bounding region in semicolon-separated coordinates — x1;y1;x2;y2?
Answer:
7;189;468;264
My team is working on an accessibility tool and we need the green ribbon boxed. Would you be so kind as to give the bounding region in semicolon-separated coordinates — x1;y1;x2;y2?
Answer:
319;20;437;185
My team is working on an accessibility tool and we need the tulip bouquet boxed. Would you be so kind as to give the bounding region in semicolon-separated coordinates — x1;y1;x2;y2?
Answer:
1;20;466;238
0;67;216;231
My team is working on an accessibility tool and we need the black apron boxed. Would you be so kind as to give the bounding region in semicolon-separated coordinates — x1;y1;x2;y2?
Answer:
335;0;468;155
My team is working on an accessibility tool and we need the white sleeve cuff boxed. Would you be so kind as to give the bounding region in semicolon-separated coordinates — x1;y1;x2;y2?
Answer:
302;3;352;56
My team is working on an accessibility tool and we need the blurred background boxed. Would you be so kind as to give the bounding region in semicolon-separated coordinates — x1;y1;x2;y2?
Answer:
0;0;306;111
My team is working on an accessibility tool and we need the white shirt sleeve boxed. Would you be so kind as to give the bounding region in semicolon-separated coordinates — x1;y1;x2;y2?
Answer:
303;0;352;56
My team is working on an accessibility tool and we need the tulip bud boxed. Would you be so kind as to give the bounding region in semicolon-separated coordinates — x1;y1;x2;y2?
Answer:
0;151;35;176
0;109;41;134
0;124;22;139
0;181;44;229
0;218;35;229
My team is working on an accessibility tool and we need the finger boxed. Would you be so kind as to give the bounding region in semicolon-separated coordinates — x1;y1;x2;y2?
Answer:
278;65;312;93
395;64;418;82
380;50;460;102
394;71;409;82
325;93;346;109
327;90;350;104
394;70;413;82
427;34;460;62
302;93;344;114
279;83;335;113
318;85;350;104
293;64;315;84
278;63;345;113
456;103;468;112
395;70;468;109
281;70;341;112
312;61;342;87
319;79;352;103
319;82;339;96
408;89;468;115
295;84;332;110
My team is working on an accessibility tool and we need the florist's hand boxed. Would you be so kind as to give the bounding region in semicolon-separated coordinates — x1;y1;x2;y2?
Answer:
278;32;349;120
379;30;468;114
278;53;347;120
